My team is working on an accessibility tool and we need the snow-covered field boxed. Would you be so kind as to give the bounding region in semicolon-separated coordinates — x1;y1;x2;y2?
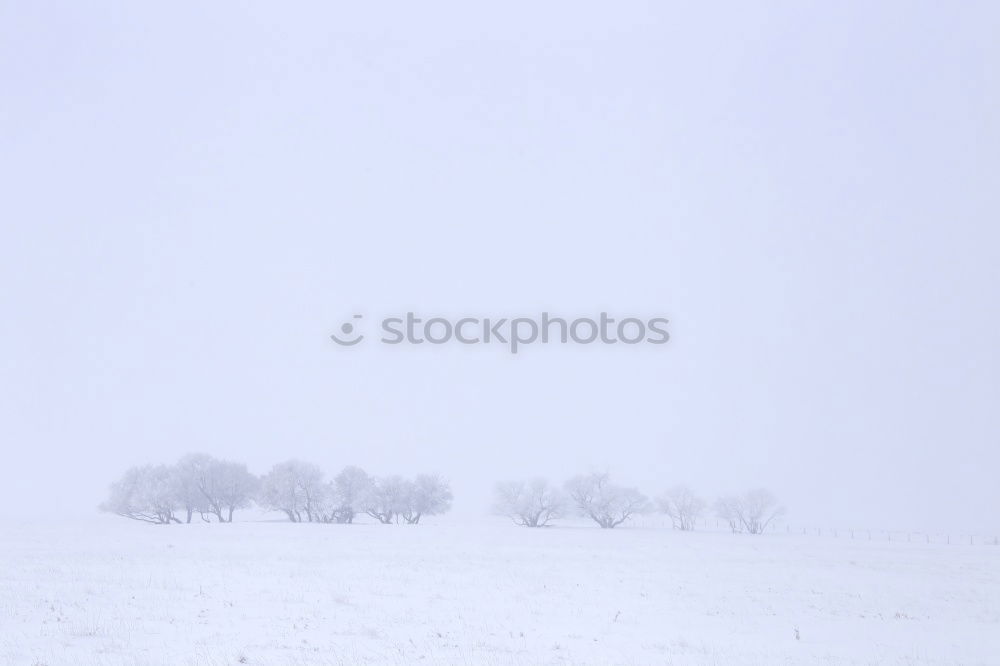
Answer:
1;517;997;666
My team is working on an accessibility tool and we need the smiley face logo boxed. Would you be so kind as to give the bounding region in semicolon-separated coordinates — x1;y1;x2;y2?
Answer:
330;314;364;346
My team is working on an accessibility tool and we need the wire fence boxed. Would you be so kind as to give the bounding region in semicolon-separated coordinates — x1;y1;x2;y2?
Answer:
630;516;1000;546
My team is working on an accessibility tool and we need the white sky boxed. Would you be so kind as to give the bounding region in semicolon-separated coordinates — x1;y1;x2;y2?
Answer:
1;1;998;531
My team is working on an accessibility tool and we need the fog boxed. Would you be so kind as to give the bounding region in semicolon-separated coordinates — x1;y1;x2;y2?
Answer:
1;2;997;532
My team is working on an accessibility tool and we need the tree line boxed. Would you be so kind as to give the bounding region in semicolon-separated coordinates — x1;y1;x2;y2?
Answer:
494;473;784;533
102;460;783;533
100;454;452;525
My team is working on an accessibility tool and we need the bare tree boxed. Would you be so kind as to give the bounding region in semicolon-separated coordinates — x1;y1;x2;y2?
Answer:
363;475;412;524
737;488;784;534
402;474;453;524
176;453;257;523
714;495;742;533
494;478;566;527
101;465;180;524
259;460;325;522
565;472;650;529
211;460;259;522
714;489;784;534
316;466;372;524
170;458;208;523
657;485;705;531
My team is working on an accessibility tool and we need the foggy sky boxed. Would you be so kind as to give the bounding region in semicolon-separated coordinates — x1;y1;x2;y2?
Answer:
1;1;998;531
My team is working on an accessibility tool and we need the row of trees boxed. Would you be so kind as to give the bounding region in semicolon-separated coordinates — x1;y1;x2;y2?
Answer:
102;461;782;533
494;473;784;533
100;454;452;525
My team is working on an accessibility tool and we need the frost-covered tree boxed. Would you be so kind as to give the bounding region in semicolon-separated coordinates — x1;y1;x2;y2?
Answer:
714;494;743;533
209;460;259;523
170;458;208;523
100;465;180;524
739;488;784;534
175;453;257;523
402;474;453;524
258;460;325;522
363;475;412;524
714;489;784;534
657;486;705;531
565;472;650;529
494;478;566;527
316;466;372;524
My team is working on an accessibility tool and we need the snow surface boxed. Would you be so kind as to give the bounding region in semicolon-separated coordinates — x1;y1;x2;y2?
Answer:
1;517;997;665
